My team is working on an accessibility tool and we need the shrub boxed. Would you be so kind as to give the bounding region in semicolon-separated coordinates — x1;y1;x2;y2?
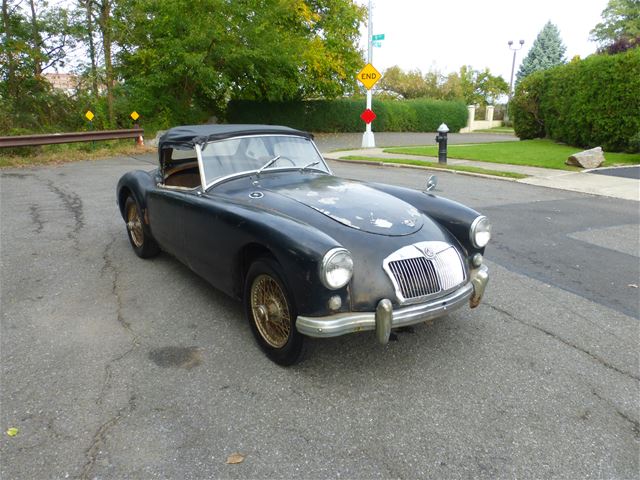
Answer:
511;71;547;140
512;49;640;152
226;98;467;133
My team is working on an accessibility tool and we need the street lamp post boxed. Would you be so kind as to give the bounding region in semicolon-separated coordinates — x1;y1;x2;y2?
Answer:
506;39;524;122
508;39;525;99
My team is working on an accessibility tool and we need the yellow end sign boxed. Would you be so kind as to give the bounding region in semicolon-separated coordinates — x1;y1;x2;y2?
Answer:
357;63;382;90
130;111;140;121
85;110;94;121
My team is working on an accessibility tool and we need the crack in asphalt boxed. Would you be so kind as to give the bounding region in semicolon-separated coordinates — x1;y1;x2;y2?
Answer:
591;389;640;439
97;238;144;407
486;303;640;382
79;393;137;480
96;346;136;407
101;237;139;339
45;180;84;249
28;204;44;234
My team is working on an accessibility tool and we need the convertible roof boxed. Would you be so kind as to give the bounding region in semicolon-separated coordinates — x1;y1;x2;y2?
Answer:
159;124;313;151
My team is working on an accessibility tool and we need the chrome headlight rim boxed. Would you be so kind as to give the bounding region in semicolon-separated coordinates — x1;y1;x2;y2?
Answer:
470;215;491;249
320;247;353;290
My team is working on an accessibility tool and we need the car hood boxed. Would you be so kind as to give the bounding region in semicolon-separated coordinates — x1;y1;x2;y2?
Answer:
264;176;423;236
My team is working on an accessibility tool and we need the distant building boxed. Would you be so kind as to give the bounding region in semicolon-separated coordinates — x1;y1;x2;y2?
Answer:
44;73;80;94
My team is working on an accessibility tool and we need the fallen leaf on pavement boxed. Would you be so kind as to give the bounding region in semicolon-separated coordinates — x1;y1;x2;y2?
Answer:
6;427;18;437
226;453;245;464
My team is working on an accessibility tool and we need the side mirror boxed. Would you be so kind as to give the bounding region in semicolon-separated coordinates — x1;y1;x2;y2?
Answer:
424;174;438;192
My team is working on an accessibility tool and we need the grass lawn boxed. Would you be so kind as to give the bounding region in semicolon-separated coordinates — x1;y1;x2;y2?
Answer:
0;140;155;168
342;156;528;179
384;139;640;170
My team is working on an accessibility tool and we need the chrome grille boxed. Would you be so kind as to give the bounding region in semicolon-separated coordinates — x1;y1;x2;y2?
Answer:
383;241;466;304
388;257;440;298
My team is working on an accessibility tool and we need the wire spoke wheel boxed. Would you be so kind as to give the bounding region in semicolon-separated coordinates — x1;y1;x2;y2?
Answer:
126;201;144;248
250;274;291;348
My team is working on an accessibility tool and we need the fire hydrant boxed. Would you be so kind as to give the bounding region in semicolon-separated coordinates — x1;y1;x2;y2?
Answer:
435;123;449;164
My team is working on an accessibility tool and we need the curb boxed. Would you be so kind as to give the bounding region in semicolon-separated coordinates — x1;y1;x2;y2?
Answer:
324;157;521;182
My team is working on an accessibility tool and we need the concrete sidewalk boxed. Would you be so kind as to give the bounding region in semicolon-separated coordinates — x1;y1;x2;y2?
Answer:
324;147;639;202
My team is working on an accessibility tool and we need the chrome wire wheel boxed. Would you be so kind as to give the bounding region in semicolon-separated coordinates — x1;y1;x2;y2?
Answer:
126;201;144;248
250;274;291;348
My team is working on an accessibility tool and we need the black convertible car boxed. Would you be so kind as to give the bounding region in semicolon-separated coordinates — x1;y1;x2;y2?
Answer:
117;125;490;365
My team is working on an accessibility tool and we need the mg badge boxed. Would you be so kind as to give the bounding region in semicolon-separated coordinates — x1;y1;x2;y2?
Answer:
424;248;435;259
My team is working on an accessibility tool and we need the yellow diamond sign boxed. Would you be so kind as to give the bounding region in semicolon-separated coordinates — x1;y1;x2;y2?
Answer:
130;111;140;121
357;63;382;90
85;110;94;121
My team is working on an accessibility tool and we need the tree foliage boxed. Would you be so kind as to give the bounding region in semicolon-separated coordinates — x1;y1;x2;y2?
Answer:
1;0;78;132
378;65;508;106
512;48;640;152
115;0;365;126
1;0;365;132
590;0;640;53
516;21;566;83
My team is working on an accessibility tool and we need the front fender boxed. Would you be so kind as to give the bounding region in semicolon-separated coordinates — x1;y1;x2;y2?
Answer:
369;182;486;255
191;194;348;316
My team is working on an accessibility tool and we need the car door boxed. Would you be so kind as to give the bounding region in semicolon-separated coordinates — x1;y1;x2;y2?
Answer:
146;188;190;261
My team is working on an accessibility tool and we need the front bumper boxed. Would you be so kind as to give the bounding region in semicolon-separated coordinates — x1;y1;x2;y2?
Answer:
296;264;489;344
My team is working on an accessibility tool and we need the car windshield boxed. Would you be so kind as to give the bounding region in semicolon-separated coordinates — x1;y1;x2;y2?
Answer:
200;134;328;187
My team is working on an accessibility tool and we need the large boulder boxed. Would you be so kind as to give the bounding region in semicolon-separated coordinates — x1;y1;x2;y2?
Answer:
566;147;605;169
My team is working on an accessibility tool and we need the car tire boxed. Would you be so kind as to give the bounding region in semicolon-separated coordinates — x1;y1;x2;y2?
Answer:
124;195;160;259
244;257;304;366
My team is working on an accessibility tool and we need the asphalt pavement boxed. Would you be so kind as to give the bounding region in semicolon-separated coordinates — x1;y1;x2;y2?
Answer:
318;136;640;202
1;154;638;479
590;165;640;180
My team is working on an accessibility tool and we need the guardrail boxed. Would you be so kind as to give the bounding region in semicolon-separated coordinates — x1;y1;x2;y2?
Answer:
0;128;144;148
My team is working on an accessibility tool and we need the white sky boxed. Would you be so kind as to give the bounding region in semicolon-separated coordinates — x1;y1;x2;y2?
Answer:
356;0;608;83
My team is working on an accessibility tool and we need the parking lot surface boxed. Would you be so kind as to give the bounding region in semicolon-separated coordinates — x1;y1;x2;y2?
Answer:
1;155;638;479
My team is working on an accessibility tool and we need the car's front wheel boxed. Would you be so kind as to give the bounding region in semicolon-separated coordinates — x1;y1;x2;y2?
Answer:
244;258;303;366
124;195;160;258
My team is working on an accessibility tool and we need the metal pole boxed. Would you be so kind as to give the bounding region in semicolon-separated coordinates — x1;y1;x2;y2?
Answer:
506;40;524;122
361;0;375;148
509;49;517;99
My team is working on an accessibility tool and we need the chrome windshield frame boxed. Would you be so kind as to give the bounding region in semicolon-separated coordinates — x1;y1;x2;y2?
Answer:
199;134;332;191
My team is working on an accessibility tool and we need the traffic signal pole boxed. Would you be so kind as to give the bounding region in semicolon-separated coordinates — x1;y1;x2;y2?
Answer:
361;0;375;148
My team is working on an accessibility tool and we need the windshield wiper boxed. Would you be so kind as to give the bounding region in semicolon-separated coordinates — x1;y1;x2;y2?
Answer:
300;161;320;172
256;155;280;177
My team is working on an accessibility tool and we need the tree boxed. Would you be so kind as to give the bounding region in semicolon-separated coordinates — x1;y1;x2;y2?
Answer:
377;66;440;99
590;0;640;53
114;0;365;125
516;21;566;83
1;0;76;132
378;65;508;105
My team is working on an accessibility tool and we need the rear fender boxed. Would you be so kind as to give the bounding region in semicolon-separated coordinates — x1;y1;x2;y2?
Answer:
116;169;159;221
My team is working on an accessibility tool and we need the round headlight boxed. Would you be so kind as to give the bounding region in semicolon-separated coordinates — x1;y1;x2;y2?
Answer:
321;248;353;289
470;216;491;248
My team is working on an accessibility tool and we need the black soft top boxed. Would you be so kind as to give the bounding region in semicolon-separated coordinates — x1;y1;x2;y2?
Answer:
158;124;313;151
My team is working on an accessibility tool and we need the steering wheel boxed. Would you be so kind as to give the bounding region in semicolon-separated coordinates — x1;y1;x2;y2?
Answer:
275;156;296;167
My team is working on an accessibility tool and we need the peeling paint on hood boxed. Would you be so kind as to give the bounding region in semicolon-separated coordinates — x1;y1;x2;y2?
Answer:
267;176;424;236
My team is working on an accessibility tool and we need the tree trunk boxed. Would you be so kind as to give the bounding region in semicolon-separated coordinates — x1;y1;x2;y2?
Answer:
28;0;43;77
85;0;99;98
99;0;115;126
1;0;17;99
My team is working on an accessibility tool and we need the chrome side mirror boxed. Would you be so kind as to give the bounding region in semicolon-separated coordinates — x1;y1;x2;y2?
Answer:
424;174;438;192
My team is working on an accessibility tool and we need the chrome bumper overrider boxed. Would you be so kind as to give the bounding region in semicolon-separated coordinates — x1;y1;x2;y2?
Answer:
296;264;489;344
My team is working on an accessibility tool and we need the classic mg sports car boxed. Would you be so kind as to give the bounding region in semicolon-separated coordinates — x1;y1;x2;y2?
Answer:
117;124;490;365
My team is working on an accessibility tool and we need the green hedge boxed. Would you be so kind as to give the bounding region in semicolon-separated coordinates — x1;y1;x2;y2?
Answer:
226;98;467;133
512;49;640;152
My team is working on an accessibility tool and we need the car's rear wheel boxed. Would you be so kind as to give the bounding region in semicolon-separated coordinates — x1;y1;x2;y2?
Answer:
124;195;160;258
244;258;303;366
